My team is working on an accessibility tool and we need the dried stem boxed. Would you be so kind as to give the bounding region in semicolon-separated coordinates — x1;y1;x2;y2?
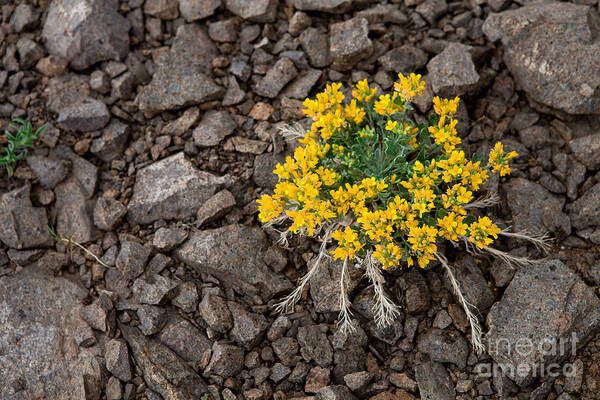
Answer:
337;257;356;334
274;225;335;313
463;191;500;210
436;252;485;355
499;228;553;253
278;123;306;141
364;253;401;328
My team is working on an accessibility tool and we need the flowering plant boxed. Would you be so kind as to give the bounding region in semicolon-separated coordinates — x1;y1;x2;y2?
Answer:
258;74;548;352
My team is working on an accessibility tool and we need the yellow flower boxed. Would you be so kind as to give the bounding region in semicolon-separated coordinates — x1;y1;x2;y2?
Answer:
374;94;402;116
374;242;403;269
437;212;468;241
433;96;460;116
344;99;366;124
352;79;377;103
385;120;399;131
488;142;517;177
331;227;363;260
394;73;425;99
407;224;438;268
257;194;284;222
468;216;501;249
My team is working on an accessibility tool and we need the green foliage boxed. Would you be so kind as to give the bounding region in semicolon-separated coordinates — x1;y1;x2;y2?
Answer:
0;118;45;176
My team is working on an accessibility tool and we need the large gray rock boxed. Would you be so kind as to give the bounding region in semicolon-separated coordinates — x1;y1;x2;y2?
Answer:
127;152;231;225
42;0;130;70
427;42;480;98
415;361;455;400
294;0;353;14
136;24;223;116
502;178;571;237
486;259;600;386
330;17;373;70
120;324;208;399
174;224;292;300
0;266;104;400
225;0;277;22
566;183;600;230
482;3;600;115
0;186;53;249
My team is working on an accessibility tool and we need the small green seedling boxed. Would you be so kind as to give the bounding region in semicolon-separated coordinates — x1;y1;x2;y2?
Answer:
1;118;46;176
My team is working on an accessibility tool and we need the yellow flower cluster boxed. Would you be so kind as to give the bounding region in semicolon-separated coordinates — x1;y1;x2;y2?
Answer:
258;74;517;270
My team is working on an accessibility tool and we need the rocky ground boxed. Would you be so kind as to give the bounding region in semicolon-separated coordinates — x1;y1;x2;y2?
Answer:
0;0;600;399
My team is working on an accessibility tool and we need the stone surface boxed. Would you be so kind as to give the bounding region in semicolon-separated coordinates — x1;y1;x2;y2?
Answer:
482;2;600;115
315;385;358;400
503;177;571;237
42;0;130;70
116;241;151;280
10;3;39;33
27;155;70;189
224;0;277;22
567;183;600;230
255;57;298;98
44;73;91;114
205;342;245;378
153;227;188;251
309;256;360;313
171;281;199;313
0;266;101;400
158;315;212;364
427;42;480;98
120;323;208;399
253;152;286;189
294;0;353;14
0;186;53;249
136;305;167;335
136;24;223;116
57;97;110;132
228;301;269;349
93;197;126;230
16;37;45;69
132;274;178;305
486;259;600;386
90;120;130;162
569;134;600;171
196;189;236;226
199;294;233;333
299;28;330;68
180;0;221;21
298;325;333;367
415;361;455;400
174;224;292;300
193;110;237;147
105;339;132;382
330;17;373;70
144;0;179;19
417;328;469;368
127;152;231;225
379;45;428;74
445;255;495;311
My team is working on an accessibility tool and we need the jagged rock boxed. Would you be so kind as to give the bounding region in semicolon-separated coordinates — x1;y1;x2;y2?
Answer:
136;305;167;335
444;255;495;311
300;27;330;68
144;0;179;20
193;110;237;147
415;362;455;400
179;0;221;22
116;241;151;280
253;152;286;189
379;45;428;74
152;227;188;252
569;134;600;171
120;324;208;399
57;97;110;132
254;57;298;98
105;339;132;382
158;315;212;364
315;385;358;400
356;4;408;24
127;152;231;225
136;24;223;116
90;120;130;162
298;325;333;367
482;2;600;115
132;274;178;305
16;37;44;69
486;259;600;386
330;17;373;70
93;197;126;230
417;328;470;368
44;73;91;114
10;3;40;33
427;42;480;97
228;302;269;349
199;294;233;333
27;155;70;189
171;281;199;313
205;342;245;378
283;68;322;99
225;0;277;22
0;266;103;400
294;0;353;14
196;189;236;226
567;183;600;230
174;224;292;300
42;0;130;70
0;186;53;249
502;177;571;237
